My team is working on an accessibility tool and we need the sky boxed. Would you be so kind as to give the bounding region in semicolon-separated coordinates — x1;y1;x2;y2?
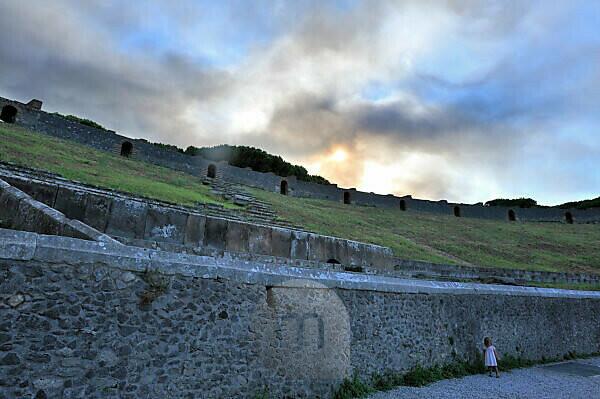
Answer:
0;0;598;205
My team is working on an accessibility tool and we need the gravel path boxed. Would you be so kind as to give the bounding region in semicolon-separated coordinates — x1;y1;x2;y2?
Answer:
368;357;600;399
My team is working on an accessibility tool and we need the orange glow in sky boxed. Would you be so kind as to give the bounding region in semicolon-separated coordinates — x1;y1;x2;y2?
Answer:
329;148;348;162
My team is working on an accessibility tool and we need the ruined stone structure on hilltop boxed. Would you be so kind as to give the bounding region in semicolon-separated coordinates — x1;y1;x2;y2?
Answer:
1;95;600;398
2;95;599;224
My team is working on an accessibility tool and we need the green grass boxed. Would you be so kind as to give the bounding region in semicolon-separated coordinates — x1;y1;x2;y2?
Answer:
2;122;599;276
0;123;237;208
249;188;600;274
524;281;600;291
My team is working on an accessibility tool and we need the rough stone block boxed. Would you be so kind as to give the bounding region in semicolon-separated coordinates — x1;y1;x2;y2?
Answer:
34;235;150;271
105;198;148;239
290;231;309;260
329;238;349;265
346;240;365;266
362;245;394;269
0;186;28;229
248;224;272;255
183;214;205;247
271;227;292;258
306;234;327;263
306;235;353;264
14;197;66;235
225;221;249;253
9;179;58;206
83;194;111;231
204;217;228;250
30;183;59;206
54;187;87;221
144;206;187;244
62;219;119;243
0;228;36;260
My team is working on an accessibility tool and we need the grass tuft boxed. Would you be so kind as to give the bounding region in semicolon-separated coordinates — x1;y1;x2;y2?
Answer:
332;374;375;399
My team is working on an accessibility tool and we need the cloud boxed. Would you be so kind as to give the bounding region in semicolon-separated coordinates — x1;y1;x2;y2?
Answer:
0;0;598;204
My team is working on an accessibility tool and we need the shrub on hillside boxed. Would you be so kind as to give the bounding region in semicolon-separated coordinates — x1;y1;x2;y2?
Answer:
185;144;330;184
484;197;538;208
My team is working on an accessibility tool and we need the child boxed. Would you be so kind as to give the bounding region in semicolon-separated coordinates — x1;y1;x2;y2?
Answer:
483;337;500;378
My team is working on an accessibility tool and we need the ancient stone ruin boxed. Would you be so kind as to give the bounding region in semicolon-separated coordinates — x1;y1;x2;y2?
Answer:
1;95;599;398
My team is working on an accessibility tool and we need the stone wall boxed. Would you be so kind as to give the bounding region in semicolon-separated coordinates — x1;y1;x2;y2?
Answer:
3;95;599;224
0;178;117;244
391;259;600;285
0;96;201;176
1;229;600;398
0;166;393;268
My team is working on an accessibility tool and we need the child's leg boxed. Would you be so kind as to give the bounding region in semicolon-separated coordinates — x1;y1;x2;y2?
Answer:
494;366;500;377
488;367;493;376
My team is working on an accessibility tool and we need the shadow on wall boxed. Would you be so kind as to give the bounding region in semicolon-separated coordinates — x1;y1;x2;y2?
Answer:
508;209;516;222
207;164;216;179
120;141;133;157
343;192;351;205
1;105;17;123
400;199;407;211
565;211;574;224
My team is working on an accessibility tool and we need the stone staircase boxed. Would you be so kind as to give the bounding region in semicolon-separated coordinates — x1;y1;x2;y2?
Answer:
202;176;304;230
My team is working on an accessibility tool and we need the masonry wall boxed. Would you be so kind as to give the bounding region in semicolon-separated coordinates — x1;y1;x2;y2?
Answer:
2;95;600;223
0;169;393;268
0;96;202;176
1;232;600;398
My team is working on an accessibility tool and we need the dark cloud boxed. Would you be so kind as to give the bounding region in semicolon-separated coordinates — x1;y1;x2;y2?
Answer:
0;0;598;203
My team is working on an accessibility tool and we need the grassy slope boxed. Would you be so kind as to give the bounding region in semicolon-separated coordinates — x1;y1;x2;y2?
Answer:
2;122;598;275
249;188;600;274
0;123;235;208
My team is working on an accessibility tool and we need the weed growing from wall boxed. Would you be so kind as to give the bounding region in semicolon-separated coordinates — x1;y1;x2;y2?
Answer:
138;269;169;307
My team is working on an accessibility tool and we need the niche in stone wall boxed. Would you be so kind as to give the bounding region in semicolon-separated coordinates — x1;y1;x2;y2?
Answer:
120;141;133;157
207;164;217;178
280;180;288;195
508;209;516;222
326;258;341;264
453;206;461;217
343;191;351;205
0;105;17;123
565;211;574;224
400;199;407;211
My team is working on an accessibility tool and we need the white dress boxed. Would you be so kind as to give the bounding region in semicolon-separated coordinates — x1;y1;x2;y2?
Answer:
485;345;498;367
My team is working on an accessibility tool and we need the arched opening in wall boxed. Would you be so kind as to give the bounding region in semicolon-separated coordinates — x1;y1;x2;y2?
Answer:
453;206;461;217
207;164;217;179
120;141;133;157
343;191;351;205
508;209;516;222
399;199;407;211
0;105;17;123
565;211;574;224
280;180;288;195
326;258;341;264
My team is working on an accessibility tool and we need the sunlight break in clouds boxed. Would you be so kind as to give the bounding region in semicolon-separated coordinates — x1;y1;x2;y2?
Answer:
0;0;598;204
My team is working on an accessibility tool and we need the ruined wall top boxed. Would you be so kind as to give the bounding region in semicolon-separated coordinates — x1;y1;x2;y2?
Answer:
1;94;599;224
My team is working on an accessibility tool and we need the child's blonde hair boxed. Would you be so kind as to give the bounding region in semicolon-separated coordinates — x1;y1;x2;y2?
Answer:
484;337;492;347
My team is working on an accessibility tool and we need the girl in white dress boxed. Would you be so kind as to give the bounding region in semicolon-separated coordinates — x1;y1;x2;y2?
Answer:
483;337;500;378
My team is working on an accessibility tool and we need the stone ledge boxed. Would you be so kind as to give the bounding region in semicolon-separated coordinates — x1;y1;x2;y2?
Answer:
392;258;600;285
1;228;600;299
0;229;36;260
